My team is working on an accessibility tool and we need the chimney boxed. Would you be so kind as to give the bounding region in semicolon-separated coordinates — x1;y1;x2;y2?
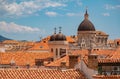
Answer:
88;54;98;70
69;55;80;69
60;61;67;69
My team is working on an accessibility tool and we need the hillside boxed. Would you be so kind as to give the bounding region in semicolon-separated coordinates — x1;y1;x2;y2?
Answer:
0;35;10;41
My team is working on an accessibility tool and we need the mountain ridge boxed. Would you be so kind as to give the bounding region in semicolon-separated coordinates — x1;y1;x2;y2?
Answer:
0;35;11;41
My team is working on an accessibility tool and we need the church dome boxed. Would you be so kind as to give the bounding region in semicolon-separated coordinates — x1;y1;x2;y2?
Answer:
50;27;66;41
78;9;95;31
55;33;66;41
50;33;57;41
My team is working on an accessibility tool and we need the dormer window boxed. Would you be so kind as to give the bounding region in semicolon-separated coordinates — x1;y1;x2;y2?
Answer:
40;46;43;48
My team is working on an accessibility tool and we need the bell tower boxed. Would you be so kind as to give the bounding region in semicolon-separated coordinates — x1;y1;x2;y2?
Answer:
49;27;69;60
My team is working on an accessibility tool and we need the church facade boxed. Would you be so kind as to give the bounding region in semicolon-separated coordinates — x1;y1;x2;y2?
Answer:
77;9;109;49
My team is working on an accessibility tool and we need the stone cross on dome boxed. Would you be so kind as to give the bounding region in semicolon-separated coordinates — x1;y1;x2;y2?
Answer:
84;7;89;20
59;26;62;33
54;27;57;34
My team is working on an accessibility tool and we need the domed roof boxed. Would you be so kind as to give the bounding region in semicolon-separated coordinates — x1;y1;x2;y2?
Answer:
50;33;57;41
78;19;95;31
77;9;95;31
55;33;66;41
50;33;66;41
50;27;66;41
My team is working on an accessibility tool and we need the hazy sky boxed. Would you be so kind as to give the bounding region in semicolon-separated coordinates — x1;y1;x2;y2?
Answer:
0;0;120;41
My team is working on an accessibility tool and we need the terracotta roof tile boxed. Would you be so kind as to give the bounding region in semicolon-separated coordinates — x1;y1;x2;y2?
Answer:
0;52;53;66
28;42;49;51
2;40;19;44
71;50;88;57
98;58;120;63
96;31;108;35
81;48;120;64
93;49;115;56
115;39;120;42
93;75;120;79
110;47;120;59
46;56;69;67
66;36;76;43
71;49;115;58
0;69;86;79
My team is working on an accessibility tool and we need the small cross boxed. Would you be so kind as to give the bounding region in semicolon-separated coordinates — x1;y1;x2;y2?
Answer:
59;27;62;33
54;27;56;34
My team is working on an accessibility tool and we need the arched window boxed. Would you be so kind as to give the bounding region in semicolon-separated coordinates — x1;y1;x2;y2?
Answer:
51;48;53;52
101;38;104;43
98;37;100;43
117;42;119;45
105;38;107;43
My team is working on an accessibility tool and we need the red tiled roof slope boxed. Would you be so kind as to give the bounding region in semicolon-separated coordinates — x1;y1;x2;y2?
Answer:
97;47;120;63
110;47;120;59
0;52;53;66
46;56;69;67
98;58;120;63
93;75;120;79
28;42;49;51
66;36;76;43
0;69;86;79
